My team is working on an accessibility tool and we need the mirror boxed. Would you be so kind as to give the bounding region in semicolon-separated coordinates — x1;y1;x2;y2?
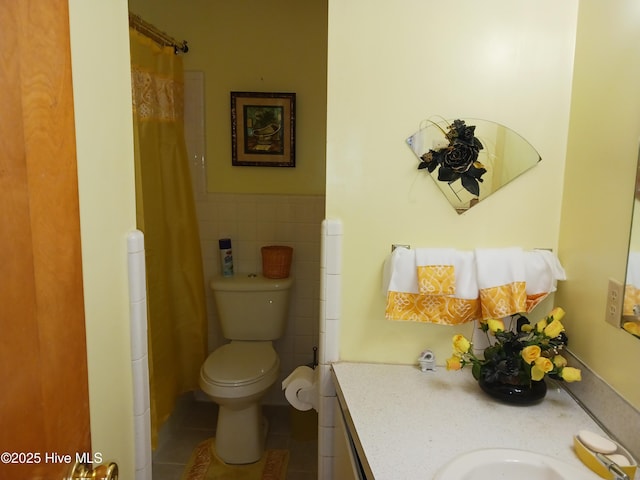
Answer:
622;152;640;339
406;118;541;214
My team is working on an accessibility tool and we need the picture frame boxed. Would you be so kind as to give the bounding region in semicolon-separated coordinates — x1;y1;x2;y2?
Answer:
231;91;296;167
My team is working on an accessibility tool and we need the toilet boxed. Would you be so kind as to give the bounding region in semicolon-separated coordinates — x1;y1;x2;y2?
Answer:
199;273;293;464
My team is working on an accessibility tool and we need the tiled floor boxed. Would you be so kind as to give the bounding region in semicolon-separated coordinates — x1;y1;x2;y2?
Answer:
152;394;318;480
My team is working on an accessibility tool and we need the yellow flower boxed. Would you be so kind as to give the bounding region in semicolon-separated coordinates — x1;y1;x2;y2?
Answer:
553;354;568;368
447;307;582;386
534;356;553;373
452;334;471;354
547;307;566;323
543;320;565;339
531;365;545;381
530;357;553;381
446;356;462;371
521;345;541;364
560;367;582;382
487;318;505;333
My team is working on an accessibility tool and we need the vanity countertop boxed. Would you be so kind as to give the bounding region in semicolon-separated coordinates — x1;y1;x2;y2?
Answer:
331;361;632;480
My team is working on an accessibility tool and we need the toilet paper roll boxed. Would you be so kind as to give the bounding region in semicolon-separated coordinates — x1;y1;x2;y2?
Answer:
282;366;318;412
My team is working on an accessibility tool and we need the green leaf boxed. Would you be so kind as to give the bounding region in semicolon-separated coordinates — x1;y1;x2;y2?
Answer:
472;362;481;380
484;345;500;360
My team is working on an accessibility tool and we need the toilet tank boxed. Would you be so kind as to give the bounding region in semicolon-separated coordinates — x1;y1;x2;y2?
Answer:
210;273;293;340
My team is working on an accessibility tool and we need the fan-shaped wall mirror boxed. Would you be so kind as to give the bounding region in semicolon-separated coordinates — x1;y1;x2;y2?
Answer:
406;118;541;214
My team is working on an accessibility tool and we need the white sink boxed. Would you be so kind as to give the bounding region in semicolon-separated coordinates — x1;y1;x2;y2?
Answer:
434;448;601;480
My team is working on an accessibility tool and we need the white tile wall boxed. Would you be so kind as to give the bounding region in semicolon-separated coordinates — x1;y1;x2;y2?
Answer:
126;230;152;480
318;219;343;480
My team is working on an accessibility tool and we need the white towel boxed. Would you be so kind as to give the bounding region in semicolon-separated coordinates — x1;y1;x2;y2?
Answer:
383;247;478;298
414;248;458;267
383;247;481;324
382;246;418;295
454;251;479;299
524;249;567;295
475;247;526;289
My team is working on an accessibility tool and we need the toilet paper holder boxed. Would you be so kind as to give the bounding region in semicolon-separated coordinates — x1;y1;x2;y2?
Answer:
282;365;318;412
306;346;318;369
418;349;436;372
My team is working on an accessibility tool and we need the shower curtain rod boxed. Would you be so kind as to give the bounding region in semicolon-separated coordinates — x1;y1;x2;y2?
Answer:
129;12;189;54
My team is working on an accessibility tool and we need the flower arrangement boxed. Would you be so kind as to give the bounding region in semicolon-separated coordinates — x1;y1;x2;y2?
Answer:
417;119;487;196
446;307;582;386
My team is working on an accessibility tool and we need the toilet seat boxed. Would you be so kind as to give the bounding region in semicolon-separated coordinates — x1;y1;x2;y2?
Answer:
201;341;278;387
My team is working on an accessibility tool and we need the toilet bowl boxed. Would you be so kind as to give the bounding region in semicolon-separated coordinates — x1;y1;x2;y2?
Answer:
200;341;280;464
200;273;293;464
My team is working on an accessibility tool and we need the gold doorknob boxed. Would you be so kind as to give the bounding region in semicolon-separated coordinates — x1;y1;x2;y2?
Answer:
65;461;118;480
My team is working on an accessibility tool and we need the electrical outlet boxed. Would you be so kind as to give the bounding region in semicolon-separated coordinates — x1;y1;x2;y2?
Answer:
605;278;624;327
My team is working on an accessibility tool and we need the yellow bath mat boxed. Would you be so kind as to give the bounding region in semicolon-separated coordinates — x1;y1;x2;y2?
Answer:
180;438;289;480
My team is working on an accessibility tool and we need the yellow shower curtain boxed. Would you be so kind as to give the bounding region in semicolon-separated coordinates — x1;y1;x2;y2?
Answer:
129;28;207;447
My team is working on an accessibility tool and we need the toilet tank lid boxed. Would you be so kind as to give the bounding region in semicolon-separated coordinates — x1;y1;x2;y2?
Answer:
210;273;293;291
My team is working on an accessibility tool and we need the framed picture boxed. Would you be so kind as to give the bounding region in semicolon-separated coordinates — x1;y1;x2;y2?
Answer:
231;91;296;167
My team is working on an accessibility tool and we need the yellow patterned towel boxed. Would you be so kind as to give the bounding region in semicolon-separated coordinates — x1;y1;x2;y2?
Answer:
384;247;566;324
415;248;457;295
417;264;456;295
475;247;527;319
384;248;480;325
474;247;567;318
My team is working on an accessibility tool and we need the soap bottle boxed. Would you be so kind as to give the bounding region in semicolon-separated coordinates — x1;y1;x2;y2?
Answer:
219;238;234;277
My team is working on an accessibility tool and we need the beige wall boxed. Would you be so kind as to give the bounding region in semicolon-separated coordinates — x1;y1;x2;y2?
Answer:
128;0;327;195
69;0;137;477
557;0;640;409
326;0;579;365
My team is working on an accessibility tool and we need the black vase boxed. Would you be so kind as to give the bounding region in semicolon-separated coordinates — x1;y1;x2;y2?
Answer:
478;376;547;405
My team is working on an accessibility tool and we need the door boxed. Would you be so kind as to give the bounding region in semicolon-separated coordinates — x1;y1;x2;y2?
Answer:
0;1;92;479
